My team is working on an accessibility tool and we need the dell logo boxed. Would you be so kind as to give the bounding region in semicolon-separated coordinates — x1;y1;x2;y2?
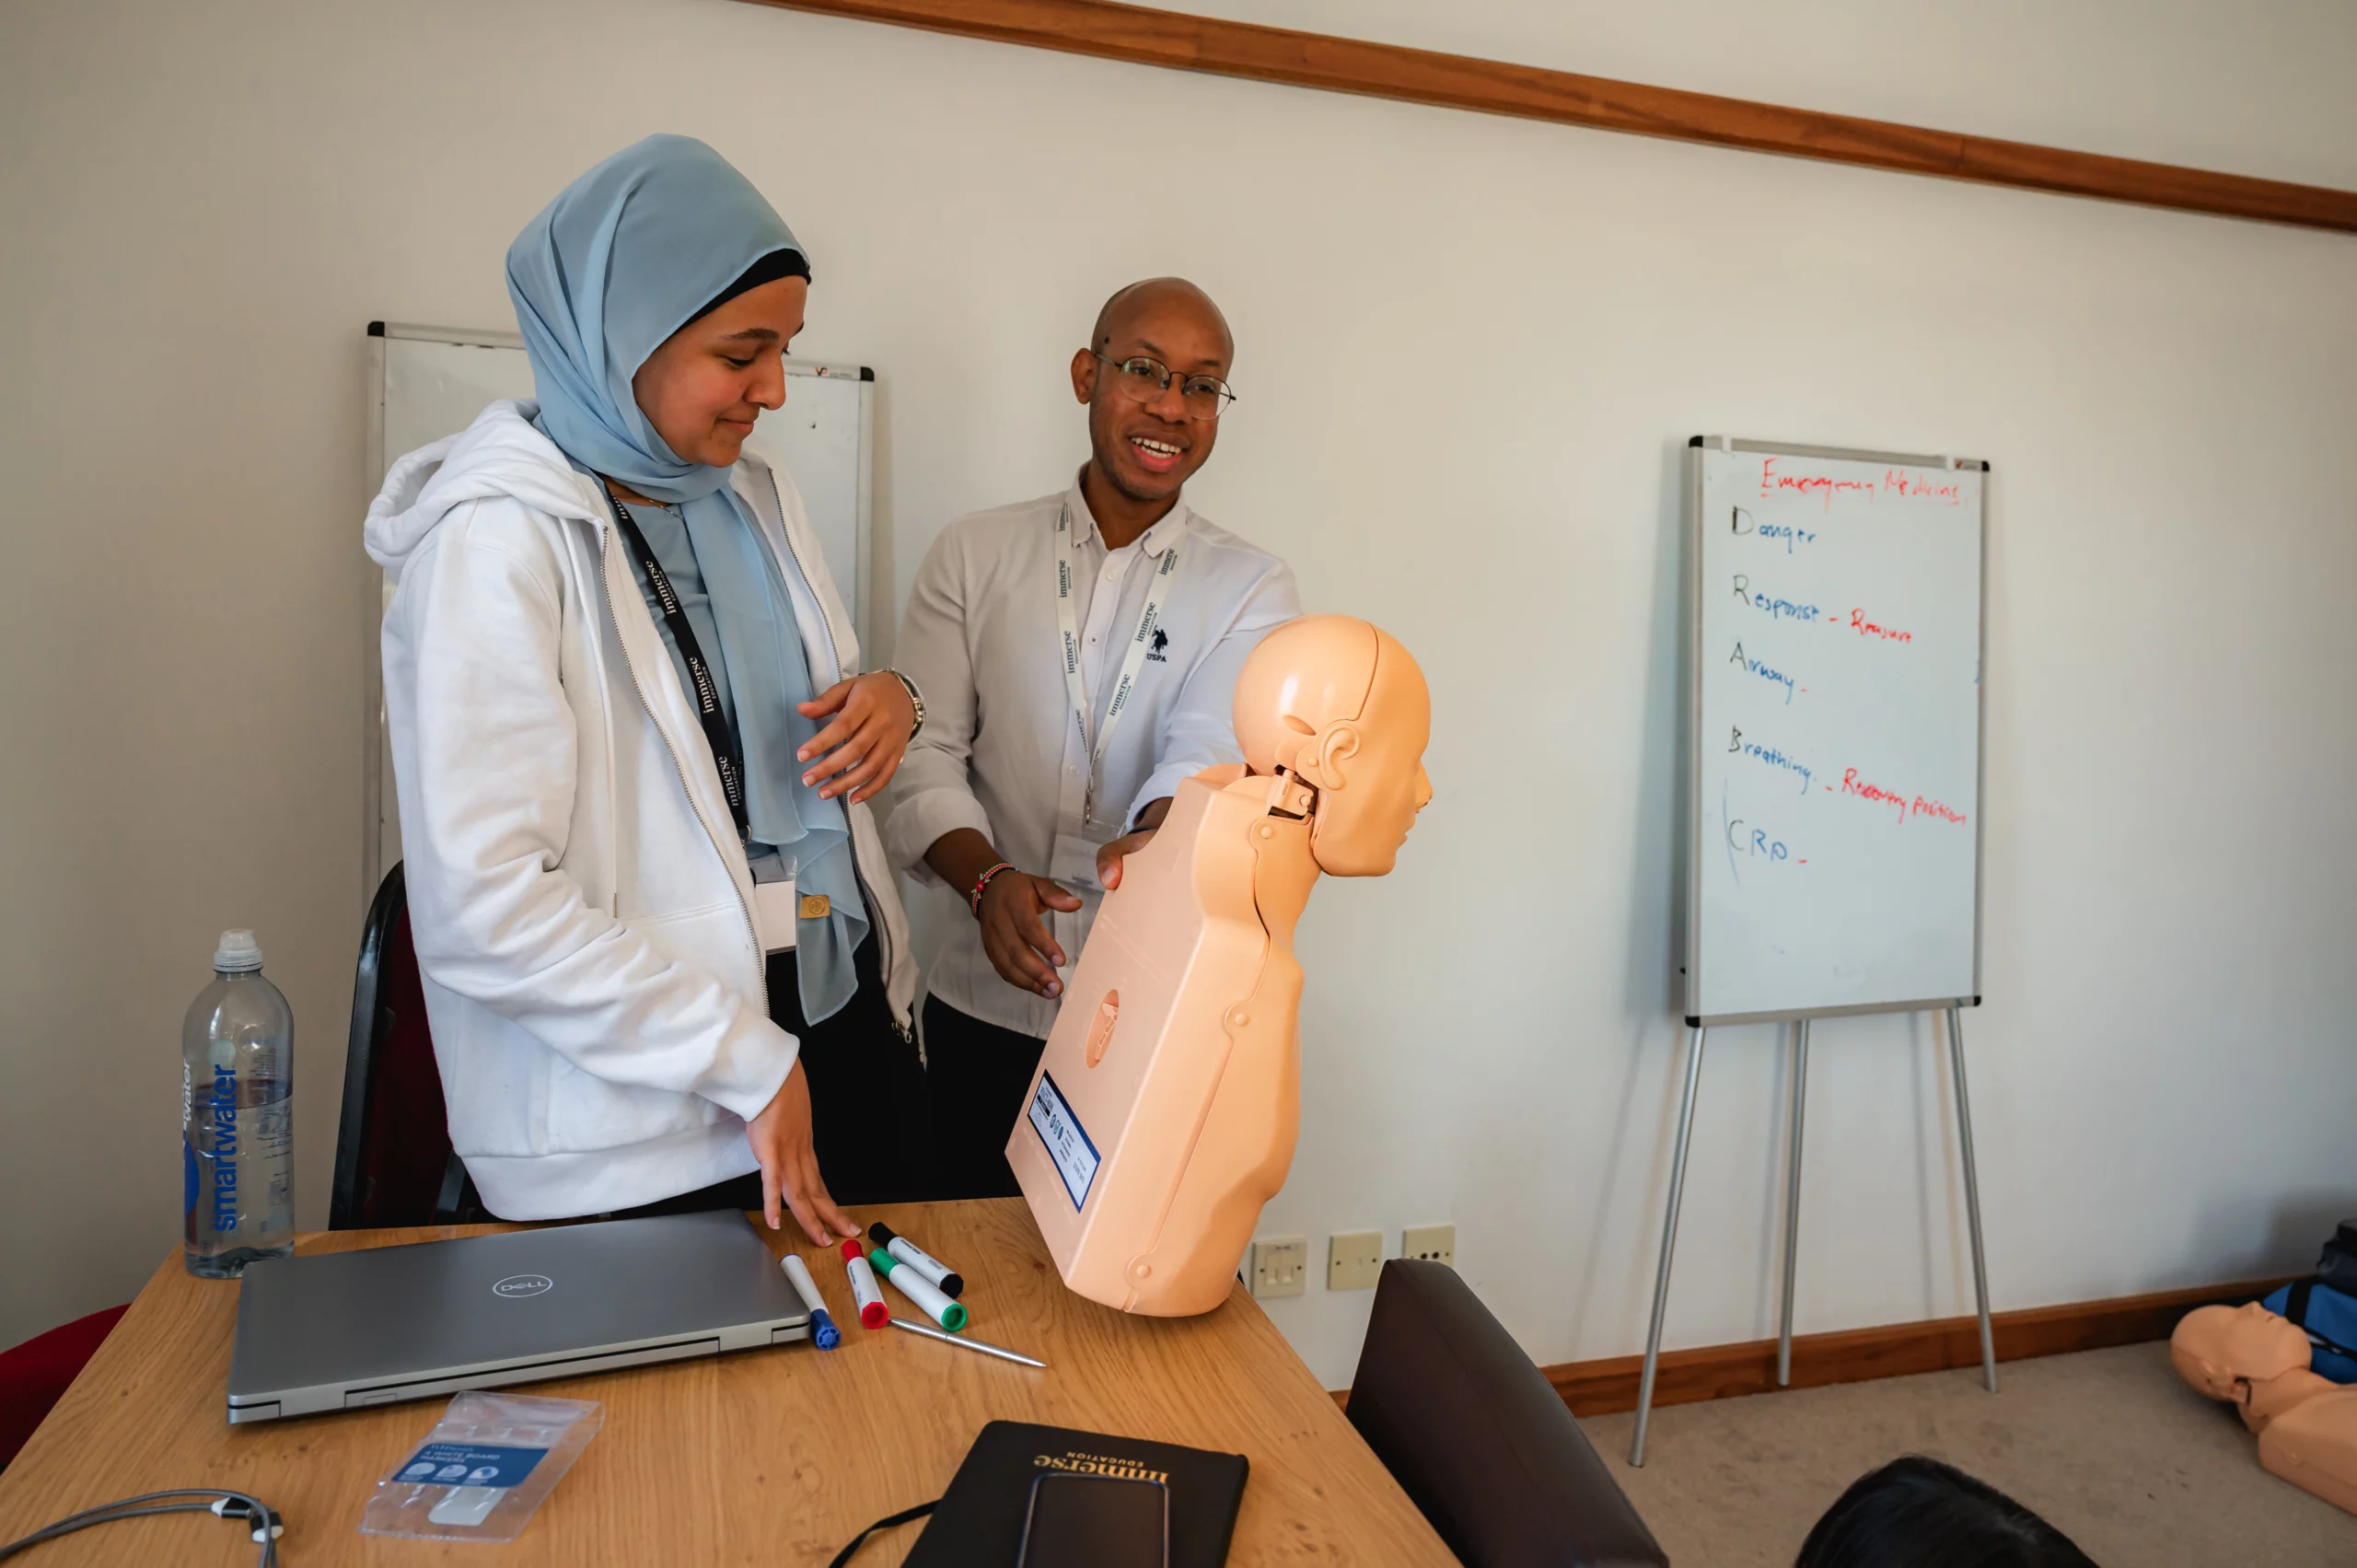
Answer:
492;1274;553;1299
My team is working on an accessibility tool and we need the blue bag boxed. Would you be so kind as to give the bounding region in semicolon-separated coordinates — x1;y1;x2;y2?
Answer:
2263;1220;2357;1386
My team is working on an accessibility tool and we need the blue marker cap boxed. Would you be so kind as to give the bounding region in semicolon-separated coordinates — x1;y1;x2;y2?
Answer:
808;1307;840;1351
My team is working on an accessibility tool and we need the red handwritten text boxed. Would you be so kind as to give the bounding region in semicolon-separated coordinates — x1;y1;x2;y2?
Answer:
1882;468;1965;505
1847;608;1912;643
1760;457;1879;512
1839;769;1968;828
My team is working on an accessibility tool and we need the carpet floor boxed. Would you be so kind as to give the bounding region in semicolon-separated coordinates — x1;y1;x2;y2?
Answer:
1576;1342;2357;1567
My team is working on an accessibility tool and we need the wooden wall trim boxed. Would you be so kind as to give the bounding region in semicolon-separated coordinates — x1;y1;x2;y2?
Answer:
1329;1276;2292;1414
742;0;2357;235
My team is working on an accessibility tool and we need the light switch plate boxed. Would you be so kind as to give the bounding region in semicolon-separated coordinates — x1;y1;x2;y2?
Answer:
1250;1236;1309;1298
1402;1224;1456;1268
1328;1230;1383;1291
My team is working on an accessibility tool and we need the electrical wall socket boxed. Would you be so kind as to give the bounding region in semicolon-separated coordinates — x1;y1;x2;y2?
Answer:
1250;1236;1309;1298
1401;1224;1456;1268
1328;1230;1383;1291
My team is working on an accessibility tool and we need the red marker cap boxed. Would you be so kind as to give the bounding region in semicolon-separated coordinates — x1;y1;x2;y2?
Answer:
840;1238;861;1260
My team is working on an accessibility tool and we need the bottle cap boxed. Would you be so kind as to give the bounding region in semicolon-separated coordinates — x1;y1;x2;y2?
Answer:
214;929;264;972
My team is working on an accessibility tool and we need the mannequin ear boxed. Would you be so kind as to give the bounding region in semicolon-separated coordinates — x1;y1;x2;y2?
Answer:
1298;723;1361;790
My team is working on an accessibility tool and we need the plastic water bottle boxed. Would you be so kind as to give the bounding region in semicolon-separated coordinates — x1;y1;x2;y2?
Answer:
182;929;295;1277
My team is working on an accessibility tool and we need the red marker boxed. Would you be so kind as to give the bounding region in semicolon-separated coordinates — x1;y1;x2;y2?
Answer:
840;1238;888;1328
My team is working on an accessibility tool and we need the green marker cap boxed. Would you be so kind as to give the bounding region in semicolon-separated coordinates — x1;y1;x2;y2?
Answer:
941;1301;969;1331
867;1248;896;1273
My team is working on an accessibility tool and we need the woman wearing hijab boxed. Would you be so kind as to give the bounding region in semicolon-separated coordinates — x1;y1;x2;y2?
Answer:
366;135;921;1244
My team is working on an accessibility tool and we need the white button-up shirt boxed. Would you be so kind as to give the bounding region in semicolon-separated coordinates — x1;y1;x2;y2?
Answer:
888;478;1301;1038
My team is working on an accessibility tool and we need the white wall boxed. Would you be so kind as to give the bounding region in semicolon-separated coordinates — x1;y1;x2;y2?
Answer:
3;0;2352;1387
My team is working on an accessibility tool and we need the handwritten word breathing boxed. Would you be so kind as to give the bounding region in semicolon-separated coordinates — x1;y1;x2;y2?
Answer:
1730;642;1796;704
1837;768;1968;827
1730;726;1812;795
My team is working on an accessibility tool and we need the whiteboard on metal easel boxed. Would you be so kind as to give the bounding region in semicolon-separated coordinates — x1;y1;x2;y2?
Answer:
1684;437;1987;1025
360;321;875;896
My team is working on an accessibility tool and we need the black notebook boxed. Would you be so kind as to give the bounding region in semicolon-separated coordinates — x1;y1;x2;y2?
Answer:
902;1421;1248;1568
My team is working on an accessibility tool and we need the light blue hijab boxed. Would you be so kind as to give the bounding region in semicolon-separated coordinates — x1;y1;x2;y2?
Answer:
506;134;867;1024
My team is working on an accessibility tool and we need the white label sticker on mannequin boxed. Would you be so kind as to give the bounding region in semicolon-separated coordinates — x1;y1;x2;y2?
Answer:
751;879;799;953
1027;1073;1100;1210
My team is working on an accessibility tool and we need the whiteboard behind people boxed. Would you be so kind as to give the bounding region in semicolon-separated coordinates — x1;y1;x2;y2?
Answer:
1686;438;1986;1024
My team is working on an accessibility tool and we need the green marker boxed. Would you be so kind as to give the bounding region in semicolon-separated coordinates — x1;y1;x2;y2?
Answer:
870;1248;968;1331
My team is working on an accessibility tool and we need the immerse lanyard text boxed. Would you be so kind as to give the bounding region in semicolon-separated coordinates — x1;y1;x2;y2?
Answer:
600;480;751;841
1053;501;1189;825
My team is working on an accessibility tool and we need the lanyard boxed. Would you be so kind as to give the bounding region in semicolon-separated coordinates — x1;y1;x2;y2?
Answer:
600;481;751;841
1053;501;1190;825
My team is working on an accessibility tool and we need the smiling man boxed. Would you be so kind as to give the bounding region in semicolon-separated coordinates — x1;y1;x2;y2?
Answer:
888;277;1301;1198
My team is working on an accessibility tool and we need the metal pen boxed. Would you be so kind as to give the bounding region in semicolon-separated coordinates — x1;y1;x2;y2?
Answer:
888;1315;1047;1368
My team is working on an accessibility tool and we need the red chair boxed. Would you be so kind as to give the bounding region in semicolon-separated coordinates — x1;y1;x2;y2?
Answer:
0;1305;129;1472
331;862;485;1229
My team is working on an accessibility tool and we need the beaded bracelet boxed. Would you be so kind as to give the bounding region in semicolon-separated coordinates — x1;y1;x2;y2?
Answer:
970;861;1017;918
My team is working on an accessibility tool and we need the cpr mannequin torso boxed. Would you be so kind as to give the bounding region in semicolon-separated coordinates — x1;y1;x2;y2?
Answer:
2173;1302;2357;1515
1008;616;1432;1314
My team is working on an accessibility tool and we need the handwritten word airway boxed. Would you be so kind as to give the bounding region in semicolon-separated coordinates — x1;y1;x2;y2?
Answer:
1730;643;1795;704
1848;608;1911;643
1838;769;1967;827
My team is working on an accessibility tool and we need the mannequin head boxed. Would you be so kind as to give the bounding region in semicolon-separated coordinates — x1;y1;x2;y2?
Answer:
2172;1303;2314;1400
1234;614;1433;876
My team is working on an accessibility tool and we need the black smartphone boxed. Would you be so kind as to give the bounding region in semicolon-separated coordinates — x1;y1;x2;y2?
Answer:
1015;1471;1169;1568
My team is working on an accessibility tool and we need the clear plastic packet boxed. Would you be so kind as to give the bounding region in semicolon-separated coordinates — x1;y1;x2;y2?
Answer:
359;1391;602;1542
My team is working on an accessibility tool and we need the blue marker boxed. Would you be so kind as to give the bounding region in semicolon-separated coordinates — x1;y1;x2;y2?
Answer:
780;1252;840;1350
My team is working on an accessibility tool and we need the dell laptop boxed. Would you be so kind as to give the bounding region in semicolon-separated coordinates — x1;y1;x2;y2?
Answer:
226;1209;807;1423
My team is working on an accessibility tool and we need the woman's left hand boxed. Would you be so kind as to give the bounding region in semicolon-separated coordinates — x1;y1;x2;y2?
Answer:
796;672;915;805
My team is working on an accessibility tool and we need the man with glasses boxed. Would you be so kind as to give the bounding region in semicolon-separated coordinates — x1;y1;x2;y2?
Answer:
888;277;1300;1198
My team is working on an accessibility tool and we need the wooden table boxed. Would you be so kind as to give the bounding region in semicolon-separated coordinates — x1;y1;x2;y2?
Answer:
0;1200;1457;1565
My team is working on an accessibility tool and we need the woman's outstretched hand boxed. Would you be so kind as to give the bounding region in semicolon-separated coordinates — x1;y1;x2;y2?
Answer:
796;672;915;805
746;1060;857;1245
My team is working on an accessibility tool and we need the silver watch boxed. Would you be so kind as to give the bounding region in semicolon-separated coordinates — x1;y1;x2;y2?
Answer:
886;669;925;739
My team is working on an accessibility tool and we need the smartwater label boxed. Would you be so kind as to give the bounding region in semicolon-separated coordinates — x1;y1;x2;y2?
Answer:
1028;1073;1100;1211
395;1442;548;1490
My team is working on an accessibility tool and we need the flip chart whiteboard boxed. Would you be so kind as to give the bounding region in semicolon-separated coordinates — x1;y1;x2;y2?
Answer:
360;322;875;897
1683;438;1986;1025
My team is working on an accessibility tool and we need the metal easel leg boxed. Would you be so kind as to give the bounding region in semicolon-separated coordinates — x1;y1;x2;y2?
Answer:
1631;1025;1707;1468
1947;1005;1997;1393
1777;1018;1810;1387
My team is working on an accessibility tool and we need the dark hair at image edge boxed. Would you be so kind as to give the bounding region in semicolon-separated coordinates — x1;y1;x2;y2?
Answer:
1794;1456;2100;1568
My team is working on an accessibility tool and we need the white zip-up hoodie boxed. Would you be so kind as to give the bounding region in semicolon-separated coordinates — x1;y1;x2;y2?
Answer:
365;401;915;1220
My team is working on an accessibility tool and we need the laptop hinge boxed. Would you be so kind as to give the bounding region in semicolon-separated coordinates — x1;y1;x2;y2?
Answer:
339;1335;722;1409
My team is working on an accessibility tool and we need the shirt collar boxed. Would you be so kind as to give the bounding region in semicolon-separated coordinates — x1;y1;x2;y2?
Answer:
1066;472;1190;556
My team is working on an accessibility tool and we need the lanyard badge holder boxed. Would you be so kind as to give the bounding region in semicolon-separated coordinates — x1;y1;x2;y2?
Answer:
603;483;807;952
1050;503;1190;889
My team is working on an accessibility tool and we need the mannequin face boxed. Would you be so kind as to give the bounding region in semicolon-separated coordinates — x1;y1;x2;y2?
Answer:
1233;615;1434;877
632;275;807;468
2173;1302;2313;1399
1304;633;1433;877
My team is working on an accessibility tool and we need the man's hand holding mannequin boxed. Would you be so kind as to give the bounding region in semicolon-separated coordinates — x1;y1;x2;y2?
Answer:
1096;796;1172;890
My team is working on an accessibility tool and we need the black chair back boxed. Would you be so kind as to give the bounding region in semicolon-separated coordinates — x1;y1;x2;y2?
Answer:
331;863;482;1228
1346;1260;1668;1568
